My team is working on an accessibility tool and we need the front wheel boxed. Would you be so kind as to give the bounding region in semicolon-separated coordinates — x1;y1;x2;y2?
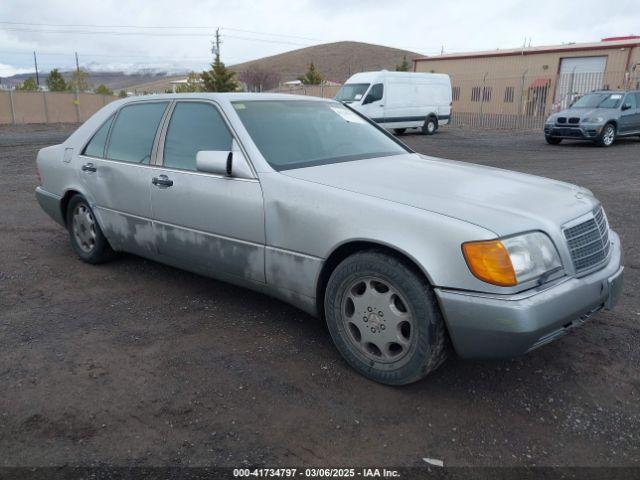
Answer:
66;195;115;264
596;123;616;147
324;251;449;385
393;128;407;135
545;135;562;145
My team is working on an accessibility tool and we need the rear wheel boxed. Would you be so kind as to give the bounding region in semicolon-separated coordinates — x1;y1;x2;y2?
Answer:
324;251;449;385
393;128;407;135
421;116;438;135
596;123;616;147
545;135;562;145
66;195;115;264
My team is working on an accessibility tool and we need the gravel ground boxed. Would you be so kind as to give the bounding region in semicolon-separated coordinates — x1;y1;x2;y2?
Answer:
0;123;638;469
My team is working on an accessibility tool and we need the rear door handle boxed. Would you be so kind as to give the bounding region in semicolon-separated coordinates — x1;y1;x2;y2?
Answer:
152;175;173;188
81;162;96;173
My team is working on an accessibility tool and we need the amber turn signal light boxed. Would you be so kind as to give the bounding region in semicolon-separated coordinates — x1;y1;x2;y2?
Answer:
462;240;517;287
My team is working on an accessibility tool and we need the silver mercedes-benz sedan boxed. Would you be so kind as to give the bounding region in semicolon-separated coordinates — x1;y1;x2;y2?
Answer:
35;93;624;385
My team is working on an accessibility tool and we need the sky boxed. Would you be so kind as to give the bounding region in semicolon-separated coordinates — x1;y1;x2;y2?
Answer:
1;0;639;77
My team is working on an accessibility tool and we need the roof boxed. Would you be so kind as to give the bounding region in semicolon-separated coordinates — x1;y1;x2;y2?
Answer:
414;38;640;63
119;92;333;104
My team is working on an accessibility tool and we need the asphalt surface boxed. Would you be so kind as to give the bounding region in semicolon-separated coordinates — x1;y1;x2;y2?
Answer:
0;123;638;469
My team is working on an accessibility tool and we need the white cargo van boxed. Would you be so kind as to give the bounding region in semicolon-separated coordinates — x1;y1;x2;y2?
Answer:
335;71;452;135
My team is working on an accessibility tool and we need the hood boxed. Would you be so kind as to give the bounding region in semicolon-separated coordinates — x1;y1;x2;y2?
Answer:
549;107;619;121
282;153;598;237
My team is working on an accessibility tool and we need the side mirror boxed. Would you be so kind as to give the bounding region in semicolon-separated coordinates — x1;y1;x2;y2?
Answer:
196;146;254;179
621;103;632;111
196;150;232;176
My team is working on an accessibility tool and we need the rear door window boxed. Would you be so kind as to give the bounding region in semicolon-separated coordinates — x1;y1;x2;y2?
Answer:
163;102;233;171
83;115;114;158
106;102;168;164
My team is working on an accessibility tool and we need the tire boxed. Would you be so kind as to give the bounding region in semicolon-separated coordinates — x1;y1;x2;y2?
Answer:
596;123;616;147
66;194;115;264
393;128;407;135
324;250;449;385
421;116;438;135
545;135;562;145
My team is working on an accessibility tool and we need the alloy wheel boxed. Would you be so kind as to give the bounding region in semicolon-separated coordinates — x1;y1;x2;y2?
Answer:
341;276;416;364
72;203;97;253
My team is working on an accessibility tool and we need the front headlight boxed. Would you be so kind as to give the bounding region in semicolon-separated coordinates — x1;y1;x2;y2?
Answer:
462;232;562;286
582;117;604;124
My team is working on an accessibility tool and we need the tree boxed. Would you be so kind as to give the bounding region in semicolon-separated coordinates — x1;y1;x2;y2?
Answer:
395;56;410;72
297;62;322;85
175;72;203;93
69;69;91;92
239;65;281;92
201;54;238;92
46;69;68;92
94;84;113;95
16;77;38;91
118;90;128;98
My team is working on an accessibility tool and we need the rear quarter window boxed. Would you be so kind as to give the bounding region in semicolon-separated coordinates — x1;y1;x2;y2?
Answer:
83;115;114;158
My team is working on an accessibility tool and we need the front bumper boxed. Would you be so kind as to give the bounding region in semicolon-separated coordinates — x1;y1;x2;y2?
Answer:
435;230;623;359
544;124;603;140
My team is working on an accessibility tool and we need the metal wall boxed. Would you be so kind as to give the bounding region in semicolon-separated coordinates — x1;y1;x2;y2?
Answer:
415;44;640;129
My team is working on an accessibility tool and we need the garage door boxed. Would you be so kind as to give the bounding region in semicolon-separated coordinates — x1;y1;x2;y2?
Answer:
555;56;607;109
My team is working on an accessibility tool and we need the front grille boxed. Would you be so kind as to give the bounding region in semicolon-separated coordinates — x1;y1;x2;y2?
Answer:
552;127;584;137
564;206;610;274
557;117;567;124
568;117;580;124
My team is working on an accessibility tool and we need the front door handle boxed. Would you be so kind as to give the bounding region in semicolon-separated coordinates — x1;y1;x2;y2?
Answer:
81;162;96;173
152;175;173;188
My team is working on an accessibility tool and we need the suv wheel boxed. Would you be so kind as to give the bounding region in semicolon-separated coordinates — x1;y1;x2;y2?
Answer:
545;135;562;145
66;195;115;264
596;123;616;147
324;251;449;385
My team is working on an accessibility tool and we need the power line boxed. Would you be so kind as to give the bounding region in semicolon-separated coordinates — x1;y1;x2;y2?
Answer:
0;26;313;47
0;20;321;41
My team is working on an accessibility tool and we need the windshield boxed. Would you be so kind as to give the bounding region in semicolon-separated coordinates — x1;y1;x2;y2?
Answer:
572;93;624;109
232;100;408;170
334;83;370;102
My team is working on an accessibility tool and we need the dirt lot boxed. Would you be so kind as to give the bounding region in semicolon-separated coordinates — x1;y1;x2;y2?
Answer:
0;124;638;469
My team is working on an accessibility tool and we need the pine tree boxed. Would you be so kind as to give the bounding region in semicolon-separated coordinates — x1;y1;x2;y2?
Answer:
297;62;322;85
395;56;410;72
46;69;68;92
201;54;238;92
16;77;39;91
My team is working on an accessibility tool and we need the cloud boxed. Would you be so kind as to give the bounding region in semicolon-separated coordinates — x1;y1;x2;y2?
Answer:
0;0;638;76
0;63;33;77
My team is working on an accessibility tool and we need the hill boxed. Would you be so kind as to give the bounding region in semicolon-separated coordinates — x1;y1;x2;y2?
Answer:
230;41;419;83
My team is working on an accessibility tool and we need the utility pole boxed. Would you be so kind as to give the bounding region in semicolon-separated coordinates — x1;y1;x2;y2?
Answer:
74;52;81;122
33;51;40;88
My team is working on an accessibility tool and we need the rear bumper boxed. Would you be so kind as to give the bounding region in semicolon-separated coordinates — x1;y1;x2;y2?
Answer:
435;230;623;359
544;124;602;140
35;187;65;227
